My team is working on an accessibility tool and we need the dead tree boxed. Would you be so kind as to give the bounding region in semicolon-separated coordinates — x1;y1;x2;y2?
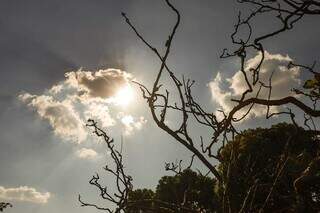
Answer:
78;119;133;212
82;0;320;212
79;119;200;212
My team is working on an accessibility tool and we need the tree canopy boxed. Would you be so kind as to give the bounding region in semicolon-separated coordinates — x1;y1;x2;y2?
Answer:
219;123;320;212
124;123;320;212
127;169;219;212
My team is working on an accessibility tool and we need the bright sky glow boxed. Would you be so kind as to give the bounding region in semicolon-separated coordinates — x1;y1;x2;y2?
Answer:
121;115;134;126
113;85;134;106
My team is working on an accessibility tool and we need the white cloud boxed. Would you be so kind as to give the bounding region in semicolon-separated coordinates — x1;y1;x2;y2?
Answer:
19;67;146;147
119;114;147;135
209;51;301;120
18;93;87;143
19;68;145;143
76;148;98;160
19;93;87;143
209;72;234;113
48;84;63;94
0;186;50;204
83;100;115;128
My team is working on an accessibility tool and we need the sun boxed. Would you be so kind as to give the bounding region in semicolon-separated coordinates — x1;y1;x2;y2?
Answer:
113;85;134;106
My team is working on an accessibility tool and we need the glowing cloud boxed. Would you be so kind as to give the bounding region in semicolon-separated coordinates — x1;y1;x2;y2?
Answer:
19;68;146;145
112;85;135;106
83;100;115;128
119;114;147;135
65;69;133;99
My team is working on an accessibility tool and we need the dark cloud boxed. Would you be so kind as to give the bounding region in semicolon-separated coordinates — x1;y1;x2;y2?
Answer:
66;69;132;99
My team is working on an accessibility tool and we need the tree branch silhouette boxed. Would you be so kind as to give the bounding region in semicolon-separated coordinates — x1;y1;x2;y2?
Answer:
81;0;320;212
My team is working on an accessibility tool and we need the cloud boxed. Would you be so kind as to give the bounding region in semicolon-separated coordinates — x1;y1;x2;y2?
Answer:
0;186;50;204
209;51;301;120
19;68;145;144
119;114;147;135
83;100;115;128
209;72;234;113
76;148;98;160
65;69;133;99
18;93;87;143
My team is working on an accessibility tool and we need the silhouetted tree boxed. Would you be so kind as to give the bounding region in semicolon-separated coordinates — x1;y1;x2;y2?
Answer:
127;169;219;212
80;0;320;212
127;189;155;213
126;124;320;212
219;123;320;212
156;169;219;211
81;121;320;212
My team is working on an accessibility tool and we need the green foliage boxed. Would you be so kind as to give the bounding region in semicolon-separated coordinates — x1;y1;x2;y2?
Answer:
156;169;219;211
129;189;155;201
127;189;155;213
128;169;220;212
303;75;320;97
127;123;320;212
303;78;319;89
219;123;320;212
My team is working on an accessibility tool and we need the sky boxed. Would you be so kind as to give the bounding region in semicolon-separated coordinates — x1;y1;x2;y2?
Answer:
0;0;319;212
